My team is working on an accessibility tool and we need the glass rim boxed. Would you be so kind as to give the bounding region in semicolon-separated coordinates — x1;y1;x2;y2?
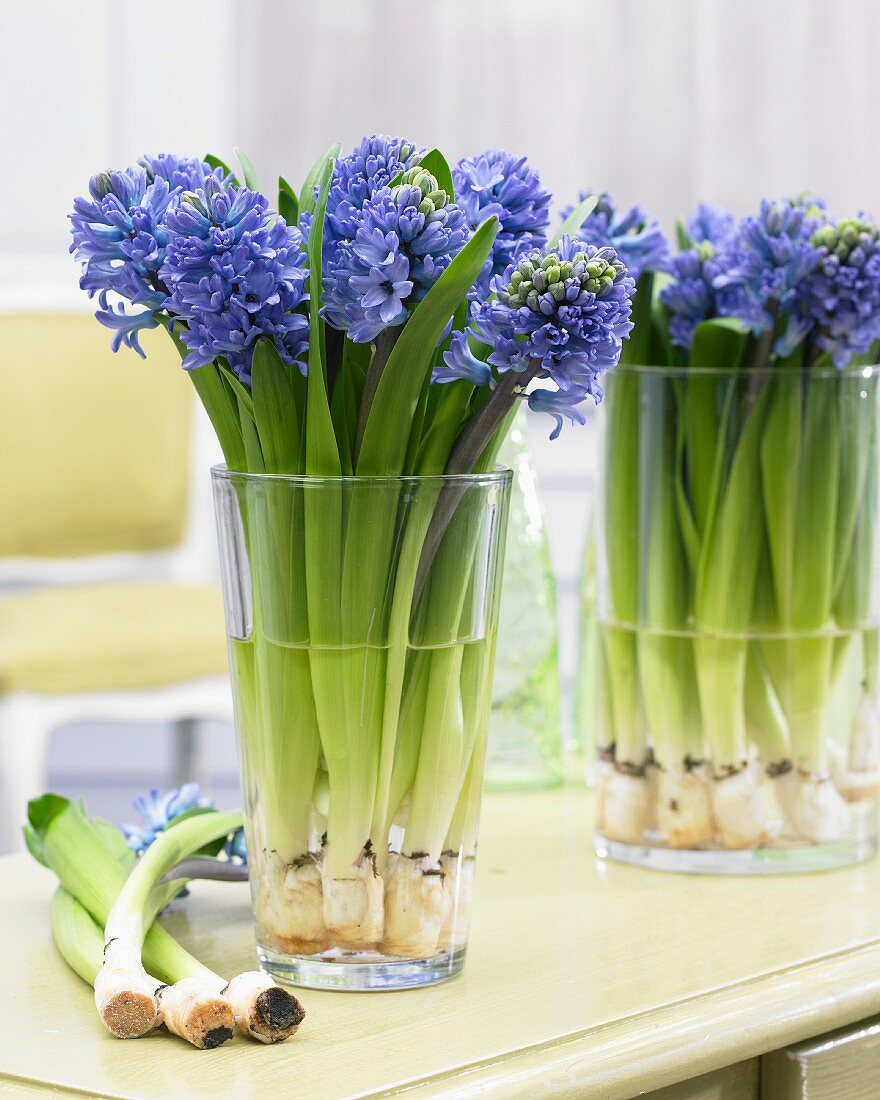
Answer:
612;362;880;380
211;464;514;487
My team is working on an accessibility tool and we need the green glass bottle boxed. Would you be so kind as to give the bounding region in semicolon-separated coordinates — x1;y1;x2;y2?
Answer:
486;408;563;789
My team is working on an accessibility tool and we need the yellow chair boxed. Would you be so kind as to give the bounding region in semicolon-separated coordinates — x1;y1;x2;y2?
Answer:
0;313;232;850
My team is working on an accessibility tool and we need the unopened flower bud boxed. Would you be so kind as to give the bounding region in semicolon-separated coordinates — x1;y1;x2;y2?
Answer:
91;172;115;199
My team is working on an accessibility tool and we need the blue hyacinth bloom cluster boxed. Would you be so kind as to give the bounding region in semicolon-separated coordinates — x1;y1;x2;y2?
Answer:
660;203;739;349
322;165;469;342
559;191;670;282
788;218;880;367
661;243;728;350
121;783;212;855
325;134;424;246
440;236;634;437
453;149;551;296
162;177;309;383
686;202;735;247
713;199;822;334
69;154;225;355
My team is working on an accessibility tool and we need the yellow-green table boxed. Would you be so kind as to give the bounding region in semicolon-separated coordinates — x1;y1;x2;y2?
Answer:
3;785;880;1099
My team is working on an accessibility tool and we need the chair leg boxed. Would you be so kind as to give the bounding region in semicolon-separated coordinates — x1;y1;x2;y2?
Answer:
172;717;201;788
0;697;53;854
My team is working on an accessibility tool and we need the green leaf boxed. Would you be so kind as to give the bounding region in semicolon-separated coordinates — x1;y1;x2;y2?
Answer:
27;792;71;839
696;386;769;629
673;384;701;576
305;156;342;476
251;339;302;473
676;218;693;251
204;153;237;184
278;175;299;225
792;377;840;627
24;793;71;866
761;368;801;625
233;147;260;190
329;357;357;476
298;143;341;219
685;318;748;536
620;272;656;365
90;818;136;869
165;326;247;471
218;362;254;417
165;806;229;857
356;216;499;476
415;382;473;475
548;193;599;249
418;148;455;199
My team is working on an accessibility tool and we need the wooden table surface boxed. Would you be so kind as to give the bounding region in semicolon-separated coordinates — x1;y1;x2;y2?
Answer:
3;784;880;1099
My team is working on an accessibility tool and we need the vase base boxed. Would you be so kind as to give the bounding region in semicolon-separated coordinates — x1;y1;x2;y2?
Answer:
257;943;466;991
594;831;879;874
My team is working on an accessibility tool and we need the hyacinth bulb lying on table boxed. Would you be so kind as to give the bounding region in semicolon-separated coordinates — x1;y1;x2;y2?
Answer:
71;140;634;987
27;785;304;1048
585;191;880;870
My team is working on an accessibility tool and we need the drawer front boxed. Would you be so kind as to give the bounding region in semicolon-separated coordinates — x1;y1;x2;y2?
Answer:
761;1016;880;1099
641;1059;759;1100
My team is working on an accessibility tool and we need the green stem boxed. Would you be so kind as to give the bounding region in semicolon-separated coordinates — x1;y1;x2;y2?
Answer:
354;328;401;468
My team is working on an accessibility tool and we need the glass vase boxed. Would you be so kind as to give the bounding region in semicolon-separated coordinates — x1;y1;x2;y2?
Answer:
212;467;511;989
594;364;880;873
487;409;563;789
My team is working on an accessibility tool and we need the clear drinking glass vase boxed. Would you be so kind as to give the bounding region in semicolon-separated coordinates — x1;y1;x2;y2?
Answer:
594;364;880;873
212;467;512;989
487;409;563;789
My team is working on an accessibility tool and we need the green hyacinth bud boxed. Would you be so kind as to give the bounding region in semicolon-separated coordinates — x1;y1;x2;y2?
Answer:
180;189;206;214
392;166;450;217
91;172;115;199
501;247;625;311
812;218;878;264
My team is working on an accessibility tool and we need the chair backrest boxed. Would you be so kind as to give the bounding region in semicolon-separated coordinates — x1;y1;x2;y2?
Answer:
0;313;193;560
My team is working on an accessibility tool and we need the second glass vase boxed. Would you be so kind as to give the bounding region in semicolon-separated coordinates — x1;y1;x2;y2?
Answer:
594;365;880;873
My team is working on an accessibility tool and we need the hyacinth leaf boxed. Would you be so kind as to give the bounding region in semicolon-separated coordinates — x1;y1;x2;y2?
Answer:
233;147;261;191
760;354;802;626
418;148;455;200
696;384;769;630
356;215;498;477
833;372;875;600
744;642;791;766
649;291;677;369
836;390;878;627
329;359;355;476
416;382;474;475
204;153;237;184
675;219;693;251
621;272;655;366
636;374;689;767
277;176;299;226
548;193;599;249
305;156;341;477
673;386;700;577
685;318;748;538
219;362;254;417
28;796;220;987
251;339;302;473
601;369;643;764
216;363;264;471
792;374;840;628
298;142;341;218
167;325;247;472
